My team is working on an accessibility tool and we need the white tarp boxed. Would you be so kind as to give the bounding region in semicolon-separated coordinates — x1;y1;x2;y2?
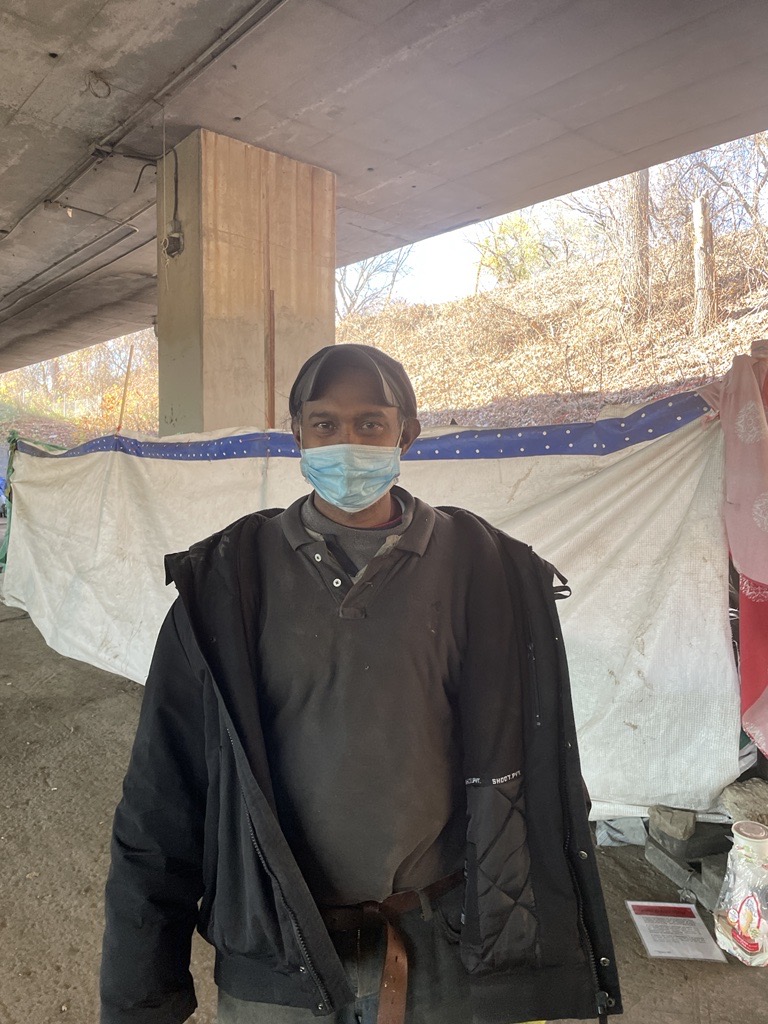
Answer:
2;392;741;819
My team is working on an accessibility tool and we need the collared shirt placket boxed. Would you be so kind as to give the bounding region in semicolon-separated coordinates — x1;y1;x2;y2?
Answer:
301;542;410;619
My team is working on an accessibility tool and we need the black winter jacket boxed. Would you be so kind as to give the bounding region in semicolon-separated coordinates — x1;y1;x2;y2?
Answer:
100;505;622;1024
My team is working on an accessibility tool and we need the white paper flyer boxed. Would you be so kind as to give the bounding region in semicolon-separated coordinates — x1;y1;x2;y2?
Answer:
626;901;726;962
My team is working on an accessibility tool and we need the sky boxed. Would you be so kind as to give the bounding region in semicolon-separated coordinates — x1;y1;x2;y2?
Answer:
389;222;490;304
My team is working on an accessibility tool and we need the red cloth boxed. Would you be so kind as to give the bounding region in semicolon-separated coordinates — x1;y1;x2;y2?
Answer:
740;574;768;755
701;346;768;755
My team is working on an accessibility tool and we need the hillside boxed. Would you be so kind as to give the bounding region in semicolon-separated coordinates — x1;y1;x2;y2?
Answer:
1;236;766;450
338;241;767;427
0;402;93;485
0;406;89;449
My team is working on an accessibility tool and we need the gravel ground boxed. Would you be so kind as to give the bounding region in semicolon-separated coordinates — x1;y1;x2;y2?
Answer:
0;602;763;1024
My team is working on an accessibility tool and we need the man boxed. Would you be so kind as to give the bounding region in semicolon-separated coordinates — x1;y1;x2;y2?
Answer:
101;344;621;1024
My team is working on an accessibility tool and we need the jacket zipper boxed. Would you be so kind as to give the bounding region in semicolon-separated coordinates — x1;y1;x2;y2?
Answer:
225;729;332;1012
542;566;609;1022
565;836;606;1021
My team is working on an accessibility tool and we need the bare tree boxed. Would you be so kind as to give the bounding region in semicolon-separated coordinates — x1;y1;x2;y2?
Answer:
650;134;768;288
0;330;159;434
623;169;650;323
336;246;413;320
559;180;624;259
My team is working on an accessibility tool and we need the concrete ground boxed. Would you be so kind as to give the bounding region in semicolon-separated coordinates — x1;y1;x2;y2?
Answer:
0;599;763;1024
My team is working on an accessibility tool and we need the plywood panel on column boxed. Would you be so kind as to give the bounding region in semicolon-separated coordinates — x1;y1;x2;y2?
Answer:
157;128;335;435
201;130;335;431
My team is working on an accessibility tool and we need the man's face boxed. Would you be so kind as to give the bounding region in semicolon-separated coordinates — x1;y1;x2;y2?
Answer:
293;365;418;452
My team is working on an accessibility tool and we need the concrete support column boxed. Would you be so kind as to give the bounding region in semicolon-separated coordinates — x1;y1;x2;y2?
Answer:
157;129;335;435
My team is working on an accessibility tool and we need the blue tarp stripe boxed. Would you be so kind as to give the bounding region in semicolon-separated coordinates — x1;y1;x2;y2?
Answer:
16;391;710;462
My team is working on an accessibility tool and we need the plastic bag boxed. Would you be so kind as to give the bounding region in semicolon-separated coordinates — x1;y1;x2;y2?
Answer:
714;820;768;965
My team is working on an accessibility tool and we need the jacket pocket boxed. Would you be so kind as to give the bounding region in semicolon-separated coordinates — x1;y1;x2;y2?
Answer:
435;883;464;945
204;744;292;964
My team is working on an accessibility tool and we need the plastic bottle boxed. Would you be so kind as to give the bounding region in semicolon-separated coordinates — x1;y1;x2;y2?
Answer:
714;820;768;965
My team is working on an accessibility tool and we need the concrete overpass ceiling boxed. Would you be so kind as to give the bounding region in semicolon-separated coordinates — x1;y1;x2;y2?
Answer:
1;0;768;369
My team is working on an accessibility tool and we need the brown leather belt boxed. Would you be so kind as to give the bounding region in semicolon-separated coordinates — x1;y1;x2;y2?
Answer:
321;871;462;1024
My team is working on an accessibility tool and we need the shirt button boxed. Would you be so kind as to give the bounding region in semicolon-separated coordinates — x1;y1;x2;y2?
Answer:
332;578;342;588
314;553;322;562
298;965;306;973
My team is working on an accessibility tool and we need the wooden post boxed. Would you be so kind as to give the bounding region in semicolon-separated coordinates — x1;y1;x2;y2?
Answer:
623;168;650;324
116;343;134;434
693;196;717;333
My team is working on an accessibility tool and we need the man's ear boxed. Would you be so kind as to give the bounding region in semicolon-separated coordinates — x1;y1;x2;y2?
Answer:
400;417;421;455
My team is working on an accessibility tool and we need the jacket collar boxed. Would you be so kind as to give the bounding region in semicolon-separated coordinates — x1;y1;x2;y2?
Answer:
281;486;435;556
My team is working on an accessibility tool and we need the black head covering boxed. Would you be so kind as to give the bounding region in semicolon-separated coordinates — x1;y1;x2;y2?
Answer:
289;344;418;420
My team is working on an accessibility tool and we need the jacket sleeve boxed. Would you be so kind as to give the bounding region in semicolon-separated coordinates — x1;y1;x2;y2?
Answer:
100;600;208;1024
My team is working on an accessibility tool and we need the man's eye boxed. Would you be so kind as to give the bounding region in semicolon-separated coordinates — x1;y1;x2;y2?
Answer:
361;421;384;431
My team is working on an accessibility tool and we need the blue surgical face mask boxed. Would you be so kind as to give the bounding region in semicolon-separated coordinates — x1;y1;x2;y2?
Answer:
299;432;403;514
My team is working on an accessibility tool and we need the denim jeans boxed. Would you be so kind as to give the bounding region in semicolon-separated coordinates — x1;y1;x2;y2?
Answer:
217;885;473;1024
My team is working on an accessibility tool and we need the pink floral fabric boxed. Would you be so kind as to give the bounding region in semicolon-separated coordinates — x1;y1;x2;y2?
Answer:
701;343;768;754
700;342;768;584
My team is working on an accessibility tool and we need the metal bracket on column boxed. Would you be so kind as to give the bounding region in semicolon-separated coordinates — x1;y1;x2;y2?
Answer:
162;218;184;258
